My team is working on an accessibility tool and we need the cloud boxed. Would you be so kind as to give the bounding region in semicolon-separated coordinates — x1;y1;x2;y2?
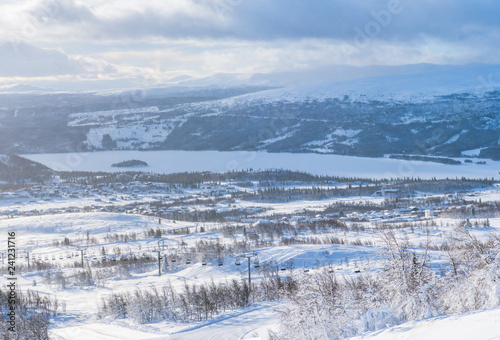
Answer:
1;0;500;83
0;39;118;77
15;0;500;44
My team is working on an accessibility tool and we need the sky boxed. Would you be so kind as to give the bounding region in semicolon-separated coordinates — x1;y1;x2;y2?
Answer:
0;0;499;90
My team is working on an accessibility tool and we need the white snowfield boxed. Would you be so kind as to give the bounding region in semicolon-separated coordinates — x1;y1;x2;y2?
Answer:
52;302;280;340
23;150;500;180
351;307;500;340
1;210;495;339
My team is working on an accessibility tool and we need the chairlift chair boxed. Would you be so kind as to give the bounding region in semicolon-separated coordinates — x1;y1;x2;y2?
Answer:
186;258;192;265
354;267;361;273
202;259;207;266
254;258;260;268
218;258;223;266
235;257;241;266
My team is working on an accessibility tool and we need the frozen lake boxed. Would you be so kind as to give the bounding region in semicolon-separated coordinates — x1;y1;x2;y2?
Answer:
22;150;500;180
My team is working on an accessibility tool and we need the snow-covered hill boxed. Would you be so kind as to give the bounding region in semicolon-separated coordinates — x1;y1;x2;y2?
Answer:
1;64;500;159
217;64;500;104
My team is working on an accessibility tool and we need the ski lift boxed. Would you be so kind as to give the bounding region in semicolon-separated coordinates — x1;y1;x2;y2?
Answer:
354;267;361;273
186;258;192;265
218;258;223;266
280;264;286;271
59;254;63;260
172;257;177;263
254;258;260;268
52;254;56;260
235;257;241;266
202;258;207;266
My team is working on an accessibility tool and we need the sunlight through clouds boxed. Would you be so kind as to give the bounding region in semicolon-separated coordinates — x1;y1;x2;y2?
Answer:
1;0;499;89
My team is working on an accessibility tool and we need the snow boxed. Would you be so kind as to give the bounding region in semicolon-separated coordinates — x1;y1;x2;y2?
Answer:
461;147;487;157
332;129;362;137
351;308;500;340
216;64;500;105
5;151;500;338
0;154;8;164
443;131;466;144
22;150;500;180
51;302;280;340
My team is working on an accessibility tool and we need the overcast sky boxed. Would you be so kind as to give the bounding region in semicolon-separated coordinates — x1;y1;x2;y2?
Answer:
1;0;499;90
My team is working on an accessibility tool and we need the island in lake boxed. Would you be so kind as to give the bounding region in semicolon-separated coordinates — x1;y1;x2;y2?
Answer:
111;160;149;168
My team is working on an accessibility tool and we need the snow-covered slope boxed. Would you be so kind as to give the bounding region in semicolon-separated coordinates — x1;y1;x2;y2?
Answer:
216;64;500;105
351;308;500;340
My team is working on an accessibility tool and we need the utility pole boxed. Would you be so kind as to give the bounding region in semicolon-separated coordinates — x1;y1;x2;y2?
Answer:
27;252;29;270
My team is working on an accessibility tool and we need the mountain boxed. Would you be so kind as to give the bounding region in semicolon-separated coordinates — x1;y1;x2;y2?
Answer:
0;64;500;159
0;154;54;184
0;84;55;93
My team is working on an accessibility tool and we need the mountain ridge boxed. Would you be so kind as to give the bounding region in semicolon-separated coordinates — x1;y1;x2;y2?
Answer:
1;64;499;159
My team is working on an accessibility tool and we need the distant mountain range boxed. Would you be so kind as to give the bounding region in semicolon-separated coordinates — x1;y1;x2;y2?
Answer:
1;64;500;160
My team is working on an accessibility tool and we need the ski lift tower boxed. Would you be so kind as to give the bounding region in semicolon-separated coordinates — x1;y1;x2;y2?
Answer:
238;252;259;300
156;239;167;277
77;246;87;268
